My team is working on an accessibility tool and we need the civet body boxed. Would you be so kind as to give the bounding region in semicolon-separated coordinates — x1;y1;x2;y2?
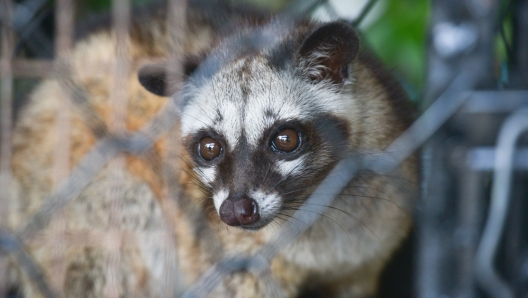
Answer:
10;0;418;297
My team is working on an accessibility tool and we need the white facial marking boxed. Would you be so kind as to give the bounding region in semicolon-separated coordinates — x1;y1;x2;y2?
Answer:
241;58;350;148
218;100;243;147
275;156;307;177
181;59;246;149
194;166;217;185
213;189;229;212
250;190;281;221
181;84;217;134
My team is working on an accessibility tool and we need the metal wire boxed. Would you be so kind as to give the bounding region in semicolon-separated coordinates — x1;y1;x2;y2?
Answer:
12;0;53;57
351;0;378;27
0;231;57;298
0;1;15;295
475;108;528;298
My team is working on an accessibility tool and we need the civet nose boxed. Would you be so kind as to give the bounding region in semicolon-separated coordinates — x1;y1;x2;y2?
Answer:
219;198;260;226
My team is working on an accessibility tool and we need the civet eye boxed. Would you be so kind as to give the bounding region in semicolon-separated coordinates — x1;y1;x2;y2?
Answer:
199;137;222;161
272;128;300;152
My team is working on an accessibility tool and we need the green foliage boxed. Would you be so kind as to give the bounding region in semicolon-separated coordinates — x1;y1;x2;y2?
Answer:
229;0;289;11
78;0;154;14
363;0;429;92
81;0;110;12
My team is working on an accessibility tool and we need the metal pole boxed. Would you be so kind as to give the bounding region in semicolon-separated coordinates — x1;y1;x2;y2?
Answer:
0;0;14;295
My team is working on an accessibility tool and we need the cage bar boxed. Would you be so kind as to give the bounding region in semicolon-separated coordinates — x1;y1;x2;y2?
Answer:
0;0;14;295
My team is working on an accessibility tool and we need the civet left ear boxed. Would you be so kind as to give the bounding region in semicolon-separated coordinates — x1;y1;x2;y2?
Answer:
297;21;360;85
138;63;174;97
138;54;203;97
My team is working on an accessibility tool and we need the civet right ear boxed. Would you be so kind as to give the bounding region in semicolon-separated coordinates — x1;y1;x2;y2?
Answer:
297;21;360;86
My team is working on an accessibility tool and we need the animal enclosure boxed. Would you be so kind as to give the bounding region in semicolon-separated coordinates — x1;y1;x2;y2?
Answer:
0;0;527;297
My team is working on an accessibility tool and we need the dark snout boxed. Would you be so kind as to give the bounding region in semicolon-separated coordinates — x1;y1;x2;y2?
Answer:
219;196;260;226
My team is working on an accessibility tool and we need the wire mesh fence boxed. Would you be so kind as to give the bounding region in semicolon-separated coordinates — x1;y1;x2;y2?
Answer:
0;0;527;297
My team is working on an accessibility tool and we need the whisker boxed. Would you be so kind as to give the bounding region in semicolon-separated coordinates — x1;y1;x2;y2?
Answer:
282;205;350;236
278;185;314;197
275;211;310;229
283;203;381;242
203;205;217;217
301;190;412;220
261;162;272;186
179;111;211;128
271;158;308;190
